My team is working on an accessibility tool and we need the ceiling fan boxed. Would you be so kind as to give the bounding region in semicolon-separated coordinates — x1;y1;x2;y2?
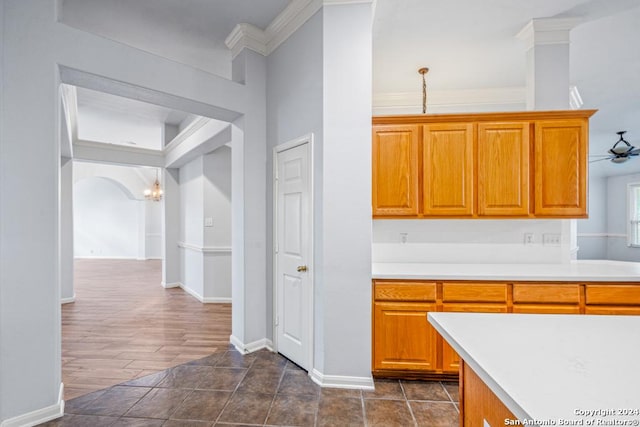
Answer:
590;131;640;164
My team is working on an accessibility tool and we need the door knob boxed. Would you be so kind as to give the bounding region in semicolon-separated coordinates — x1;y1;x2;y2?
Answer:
297;265;308;272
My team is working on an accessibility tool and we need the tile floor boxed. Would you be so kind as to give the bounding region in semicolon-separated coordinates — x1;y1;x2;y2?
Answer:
40;348;459;427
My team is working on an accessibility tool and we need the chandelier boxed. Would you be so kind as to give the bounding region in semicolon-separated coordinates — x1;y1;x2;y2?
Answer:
144;171;163;201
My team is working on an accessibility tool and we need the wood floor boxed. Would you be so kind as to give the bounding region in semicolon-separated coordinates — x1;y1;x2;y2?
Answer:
63;259;231;400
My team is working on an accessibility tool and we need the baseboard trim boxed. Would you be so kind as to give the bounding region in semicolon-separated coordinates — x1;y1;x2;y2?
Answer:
230;335;274;354
161;282;229;304
310;369;375;390
179;283;205;302
0;383;64;427
161;281;182;289
202;297;232;303
60;294;76;304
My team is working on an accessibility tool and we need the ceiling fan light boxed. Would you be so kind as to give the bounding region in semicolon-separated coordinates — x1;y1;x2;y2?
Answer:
611;145;631;155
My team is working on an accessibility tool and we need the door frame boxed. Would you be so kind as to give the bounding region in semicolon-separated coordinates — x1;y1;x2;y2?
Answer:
272;133;314;371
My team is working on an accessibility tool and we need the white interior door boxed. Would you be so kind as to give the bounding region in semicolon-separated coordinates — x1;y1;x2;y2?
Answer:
275;139;312;370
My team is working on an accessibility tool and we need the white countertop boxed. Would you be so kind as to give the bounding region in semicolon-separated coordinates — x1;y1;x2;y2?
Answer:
372;260;640;281
428;312;640;425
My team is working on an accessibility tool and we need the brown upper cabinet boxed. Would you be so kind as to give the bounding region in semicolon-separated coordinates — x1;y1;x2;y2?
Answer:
534;119;588;217
372;110;596;219
372;125;420;216
423;123;474;216
477;122;530;216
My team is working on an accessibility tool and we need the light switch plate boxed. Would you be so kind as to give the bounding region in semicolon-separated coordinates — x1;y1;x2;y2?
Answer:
204;217;214;227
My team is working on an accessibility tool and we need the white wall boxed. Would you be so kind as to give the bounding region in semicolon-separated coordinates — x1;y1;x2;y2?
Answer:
266;10;324;343
319;3;373;381
74;177;140;258
178;151;232;302
0;1;61;421
577;176;608;259
60;158;75;302
1;2;252;422
203;147;232;301
230;49;268;348
374;219;571;263
180;157;205;297
60;1;232;79
145;197;163;259
607;173;640;261
73;163;163;259
265;2;374;383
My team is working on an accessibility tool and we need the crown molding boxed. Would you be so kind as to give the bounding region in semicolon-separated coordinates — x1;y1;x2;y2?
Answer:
225;23;269;58
265;0;322;56
226;0;374;59
516;18;583;51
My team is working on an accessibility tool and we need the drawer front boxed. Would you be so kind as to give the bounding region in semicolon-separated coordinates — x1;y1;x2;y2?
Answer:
513;284;580;304
374;282;437;301
586;285;640;305
585;306;640;315
512;304;580;314
442;283;507;302
443;303;508;313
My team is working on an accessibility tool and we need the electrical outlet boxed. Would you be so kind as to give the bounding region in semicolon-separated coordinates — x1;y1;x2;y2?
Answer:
400;232;409;244
543;233;561;246
524;233;535;245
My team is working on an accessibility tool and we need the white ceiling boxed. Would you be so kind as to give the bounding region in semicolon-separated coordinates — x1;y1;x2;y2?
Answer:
75;87;192;150
76;87;189;127
63;0;640;177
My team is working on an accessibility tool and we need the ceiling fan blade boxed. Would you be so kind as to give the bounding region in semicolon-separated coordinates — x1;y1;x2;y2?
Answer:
629;148;640;155
589;154;611;158
589;157;613;163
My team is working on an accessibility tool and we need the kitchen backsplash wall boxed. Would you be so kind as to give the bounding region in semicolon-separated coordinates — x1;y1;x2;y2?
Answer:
373;219;573;264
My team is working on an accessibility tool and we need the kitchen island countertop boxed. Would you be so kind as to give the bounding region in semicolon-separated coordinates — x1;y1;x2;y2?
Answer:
428;312;640;425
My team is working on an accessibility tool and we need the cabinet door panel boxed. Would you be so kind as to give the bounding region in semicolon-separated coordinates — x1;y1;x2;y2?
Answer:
441;304;507;373
477;123;530;216
534;119;587;216
422;123;474;216
373;302;437;371
372;125;420;216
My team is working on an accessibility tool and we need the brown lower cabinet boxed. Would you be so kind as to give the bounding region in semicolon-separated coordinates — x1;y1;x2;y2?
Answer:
372;280;640;379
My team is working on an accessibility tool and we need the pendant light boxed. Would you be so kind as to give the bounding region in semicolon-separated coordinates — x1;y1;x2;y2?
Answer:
144;170;163;202
419;67;429;114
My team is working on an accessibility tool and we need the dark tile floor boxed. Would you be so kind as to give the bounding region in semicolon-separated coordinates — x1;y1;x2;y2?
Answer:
40;348;459;427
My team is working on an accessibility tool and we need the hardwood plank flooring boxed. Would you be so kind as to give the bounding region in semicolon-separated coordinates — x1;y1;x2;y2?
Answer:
63;259;231;400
